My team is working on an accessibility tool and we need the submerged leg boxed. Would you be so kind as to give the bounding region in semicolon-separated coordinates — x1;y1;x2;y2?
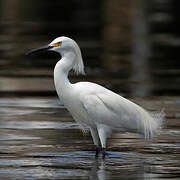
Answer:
90;127;100;156
95;146;100;157
97;124;111;158
102;147;106;159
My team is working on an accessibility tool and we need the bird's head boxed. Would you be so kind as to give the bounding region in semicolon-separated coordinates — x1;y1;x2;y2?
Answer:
26;36;77;55
27;36;85;75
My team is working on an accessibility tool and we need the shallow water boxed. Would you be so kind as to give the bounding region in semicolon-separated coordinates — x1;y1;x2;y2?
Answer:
0;0;180;179
0;97;179;179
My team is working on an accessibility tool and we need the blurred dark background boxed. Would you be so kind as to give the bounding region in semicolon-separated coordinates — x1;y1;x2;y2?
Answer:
0;0;180;97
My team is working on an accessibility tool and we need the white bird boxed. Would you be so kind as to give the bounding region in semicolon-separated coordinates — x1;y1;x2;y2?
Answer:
27;36;164;157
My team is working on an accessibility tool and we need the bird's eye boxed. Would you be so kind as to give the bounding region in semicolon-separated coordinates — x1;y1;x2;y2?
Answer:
52;41;62;47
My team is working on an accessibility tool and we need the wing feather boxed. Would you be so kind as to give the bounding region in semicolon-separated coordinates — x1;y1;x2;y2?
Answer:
82;90;142;132
77;82;163;138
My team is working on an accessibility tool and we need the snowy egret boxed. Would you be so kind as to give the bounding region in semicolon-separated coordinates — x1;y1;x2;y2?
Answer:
27;36;164;157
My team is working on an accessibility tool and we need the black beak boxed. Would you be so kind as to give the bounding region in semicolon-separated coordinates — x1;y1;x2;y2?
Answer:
26;45;53;55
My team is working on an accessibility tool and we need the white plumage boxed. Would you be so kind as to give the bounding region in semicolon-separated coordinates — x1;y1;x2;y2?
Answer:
27;36;164;157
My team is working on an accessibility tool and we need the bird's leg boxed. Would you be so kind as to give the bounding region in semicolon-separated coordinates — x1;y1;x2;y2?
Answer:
97;124;110;158
102;147;106;159
90;127;100;156
95;146;100;157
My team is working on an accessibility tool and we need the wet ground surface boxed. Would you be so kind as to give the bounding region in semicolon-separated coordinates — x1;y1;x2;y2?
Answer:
0;97;179;179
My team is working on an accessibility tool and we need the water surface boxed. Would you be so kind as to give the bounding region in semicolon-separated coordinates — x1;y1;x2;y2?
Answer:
0;97;179;179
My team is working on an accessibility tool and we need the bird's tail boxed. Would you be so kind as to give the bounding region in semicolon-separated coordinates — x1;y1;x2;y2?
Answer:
138;108;165;139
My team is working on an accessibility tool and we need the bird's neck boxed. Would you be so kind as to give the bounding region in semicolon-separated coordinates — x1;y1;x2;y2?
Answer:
54;52;76;98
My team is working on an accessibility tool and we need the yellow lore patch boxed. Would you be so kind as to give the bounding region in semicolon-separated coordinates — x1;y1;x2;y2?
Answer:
51;41;62;47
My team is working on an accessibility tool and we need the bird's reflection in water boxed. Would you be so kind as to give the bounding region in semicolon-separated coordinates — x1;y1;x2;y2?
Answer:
88;156;158;180
89;158;107;180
